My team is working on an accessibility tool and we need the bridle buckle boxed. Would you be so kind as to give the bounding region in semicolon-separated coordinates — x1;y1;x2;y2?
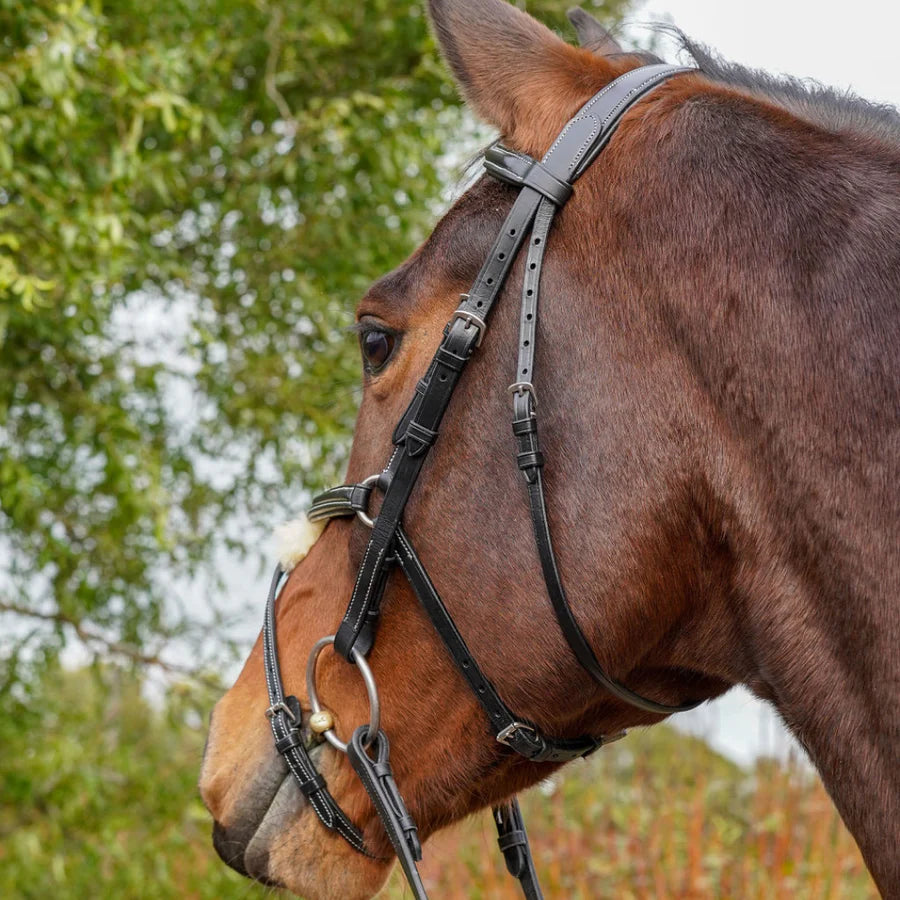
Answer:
452;301;487;348
496;721;539;747
507;382;538;409
265;700;297;723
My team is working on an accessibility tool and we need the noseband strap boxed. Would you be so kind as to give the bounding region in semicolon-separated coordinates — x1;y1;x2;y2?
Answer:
262;64;697;900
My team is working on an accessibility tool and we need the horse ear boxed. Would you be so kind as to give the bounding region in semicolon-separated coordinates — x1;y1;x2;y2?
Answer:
428;0;612;149
567;8;624;55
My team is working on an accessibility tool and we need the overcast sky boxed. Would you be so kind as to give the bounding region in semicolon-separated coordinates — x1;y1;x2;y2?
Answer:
627;0;900;107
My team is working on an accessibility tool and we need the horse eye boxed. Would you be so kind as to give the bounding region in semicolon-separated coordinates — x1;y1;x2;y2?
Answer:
360;329;396;372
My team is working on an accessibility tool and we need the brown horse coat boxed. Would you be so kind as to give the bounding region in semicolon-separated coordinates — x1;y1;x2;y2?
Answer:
200;2;900;896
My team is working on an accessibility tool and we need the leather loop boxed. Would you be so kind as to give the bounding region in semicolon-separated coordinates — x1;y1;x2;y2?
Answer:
495;800;544;900
434;345;468;372
393;376;430;446
296;772;327;798
517;451;545;472
485;145;574;206
405;421;439;457
274;729;304;755
512;418;538;437
347;728;426;898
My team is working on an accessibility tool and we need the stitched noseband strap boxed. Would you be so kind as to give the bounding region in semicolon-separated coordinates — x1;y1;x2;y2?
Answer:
261;64;696;900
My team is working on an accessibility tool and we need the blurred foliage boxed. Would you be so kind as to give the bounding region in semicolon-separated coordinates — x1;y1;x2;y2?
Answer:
0;665;874;898
0;0;627;676
0;665;243;898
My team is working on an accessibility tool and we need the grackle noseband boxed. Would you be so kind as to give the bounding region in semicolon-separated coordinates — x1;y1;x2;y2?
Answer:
261;64;699;900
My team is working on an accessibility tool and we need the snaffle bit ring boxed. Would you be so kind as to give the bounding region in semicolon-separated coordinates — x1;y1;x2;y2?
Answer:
305;634;380;753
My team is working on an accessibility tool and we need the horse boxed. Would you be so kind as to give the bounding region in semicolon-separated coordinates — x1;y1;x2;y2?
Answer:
199;1;900;896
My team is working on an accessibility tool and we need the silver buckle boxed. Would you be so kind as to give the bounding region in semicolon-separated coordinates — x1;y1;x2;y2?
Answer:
265;701;297;723
452;300;487;348
496;721;538;747
507;382;538;409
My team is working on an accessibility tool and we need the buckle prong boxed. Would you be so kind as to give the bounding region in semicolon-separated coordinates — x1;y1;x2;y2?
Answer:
496;721;538;747
265;701;297;723
507;382;538;409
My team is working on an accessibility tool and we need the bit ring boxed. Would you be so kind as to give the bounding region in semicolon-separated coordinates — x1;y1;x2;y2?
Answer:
305;635;379;753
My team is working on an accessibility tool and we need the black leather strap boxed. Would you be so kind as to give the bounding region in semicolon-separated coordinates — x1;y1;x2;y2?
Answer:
394;528;615;762
503;67;701;716
264;64;698;899
494;800;543;900
335;64;692;667
261;567;372;855
335;187;545;660
523;467;700;714
347;728;427;899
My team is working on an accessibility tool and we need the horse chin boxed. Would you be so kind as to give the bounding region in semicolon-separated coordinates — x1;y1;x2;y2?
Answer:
224;744;393;900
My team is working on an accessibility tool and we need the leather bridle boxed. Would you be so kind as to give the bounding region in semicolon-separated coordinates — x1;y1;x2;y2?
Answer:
261;64;699;899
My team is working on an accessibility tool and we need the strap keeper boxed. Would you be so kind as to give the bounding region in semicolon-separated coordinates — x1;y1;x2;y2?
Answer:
484;146;574;206
517;450;545;471
297;772;327;797
512;417;538;437
435;345;467;372
405;421;438;457
497;829;528;852
274;729;303;755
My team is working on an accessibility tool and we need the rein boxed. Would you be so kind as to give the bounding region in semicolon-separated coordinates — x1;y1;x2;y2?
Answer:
262;63;699;899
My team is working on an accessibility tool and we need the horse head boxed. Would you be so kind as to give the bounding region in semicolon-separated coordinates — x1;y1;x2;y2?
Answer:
200;1;900;896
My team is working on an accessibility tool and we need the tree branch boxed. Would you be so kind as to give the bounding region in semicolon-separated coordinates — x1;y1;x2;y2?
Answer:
0;600;221;689
264;7;296;127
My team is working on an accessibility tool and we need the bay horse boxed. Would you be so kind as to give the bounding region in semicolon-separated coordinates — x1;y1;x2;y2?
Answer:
200;0;900;896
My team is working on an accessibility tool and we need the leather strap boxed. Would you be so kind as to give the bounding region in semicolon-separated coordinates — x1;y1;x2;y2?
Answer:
334;187;544;660
303;491;618;760
263;64;698;899
335;64;692;667
261;567;372;854
347;728;427;899
494;800;543;900
394;528;612;762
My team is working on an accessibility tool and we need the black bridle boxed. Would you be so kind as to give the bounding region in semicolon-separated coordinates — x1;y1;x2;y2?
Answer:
262;64;699;899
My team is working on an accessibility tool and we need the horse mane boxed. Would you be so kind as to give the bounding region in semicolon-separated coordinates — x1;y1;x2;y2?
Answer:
669;30;900;146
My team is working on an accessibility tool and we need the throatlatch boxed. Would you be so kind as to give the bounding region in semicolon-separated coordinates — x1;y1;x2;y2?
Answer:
262;63;697;900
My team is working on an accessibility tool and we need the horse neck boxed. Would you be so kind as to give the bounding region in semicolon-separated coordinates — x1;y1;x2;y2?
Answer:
624;95;900;889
